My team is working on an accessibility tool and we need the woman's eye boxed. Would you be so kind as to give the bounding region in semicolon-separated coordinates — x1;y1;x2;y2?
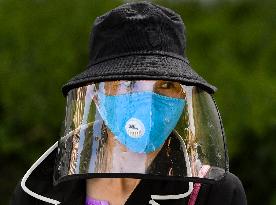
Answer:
121;81;132;88
160;82;173;89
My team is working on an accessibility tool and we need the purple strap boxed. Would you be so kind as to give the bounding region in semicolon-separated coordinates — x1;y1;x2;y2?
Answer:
86;196;109;205
188;165;210;205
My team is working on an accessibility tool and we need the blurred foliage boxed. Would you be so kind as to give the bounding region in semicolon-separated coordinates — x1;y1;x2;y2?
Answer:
0;0;275;204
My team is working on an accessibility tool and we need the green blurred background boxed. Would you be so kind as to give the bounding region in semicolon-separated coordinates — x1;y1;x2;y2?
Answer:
0;0;275;204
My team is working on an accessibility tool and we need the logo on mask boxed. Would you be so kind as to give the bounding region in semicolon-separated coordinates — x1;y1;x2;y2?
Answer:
125;118;145;138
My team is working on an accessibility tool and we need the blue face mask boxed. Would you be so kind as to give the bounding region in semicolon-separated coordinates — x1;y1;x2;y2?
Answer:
97;91;185;153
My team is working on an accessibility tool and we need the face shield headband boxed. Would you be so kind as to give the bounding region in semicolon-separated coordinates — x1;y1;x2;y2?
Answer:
54;80;228;185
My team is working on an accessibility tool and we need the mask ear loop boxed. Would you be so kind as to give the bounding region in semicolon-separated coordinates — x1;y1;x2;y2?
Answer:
149;130;193;205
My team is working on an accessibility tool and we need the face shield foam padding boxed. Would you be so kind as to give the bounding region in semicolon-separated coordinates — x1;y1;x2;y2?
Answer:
53;80;228;185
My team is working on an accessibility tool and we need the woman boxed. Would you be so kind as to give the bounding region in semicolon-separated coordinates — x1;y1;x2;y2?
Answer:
11;2;247;205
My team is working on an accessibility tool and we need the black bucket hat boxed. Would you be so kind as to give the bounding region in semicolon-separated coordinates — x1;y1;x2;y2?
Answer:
61;1;217;96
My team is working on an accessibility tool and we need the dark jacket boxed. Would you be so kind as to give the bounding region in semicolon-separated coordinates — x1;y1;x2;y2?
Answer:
10;144;247;205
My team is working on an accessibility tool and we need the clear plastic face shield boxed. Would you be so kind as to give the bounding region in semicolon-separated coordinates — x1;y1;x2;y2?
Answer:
54;80;228;184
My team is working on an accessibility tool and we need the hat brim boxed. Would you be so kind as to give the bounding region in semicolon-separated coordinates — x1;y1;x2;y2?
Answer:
62;54;217;96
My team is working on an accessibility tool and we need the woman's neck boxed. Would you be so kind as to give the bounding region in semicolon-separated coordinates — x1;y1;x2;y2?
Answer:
86;178;140;205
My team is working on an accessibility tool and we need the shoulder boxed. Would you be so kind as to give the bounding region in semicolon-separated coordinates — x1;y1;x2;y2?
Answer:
10;144;85;205
10;181;37;205
199;172;247;205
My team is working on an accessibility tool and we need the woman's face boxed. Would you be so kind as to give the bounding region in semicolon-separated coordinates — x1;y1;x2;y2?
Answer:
94;80;186;162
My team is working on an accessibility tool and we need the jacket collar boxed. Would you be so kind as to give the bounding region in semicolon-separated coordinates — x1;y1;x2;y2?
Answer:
20;142;85;205
20;142;194;205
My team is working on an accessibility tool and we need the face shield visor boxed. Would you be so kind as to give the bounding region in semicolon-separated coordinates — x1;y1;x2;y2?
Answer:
54;80;228;185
